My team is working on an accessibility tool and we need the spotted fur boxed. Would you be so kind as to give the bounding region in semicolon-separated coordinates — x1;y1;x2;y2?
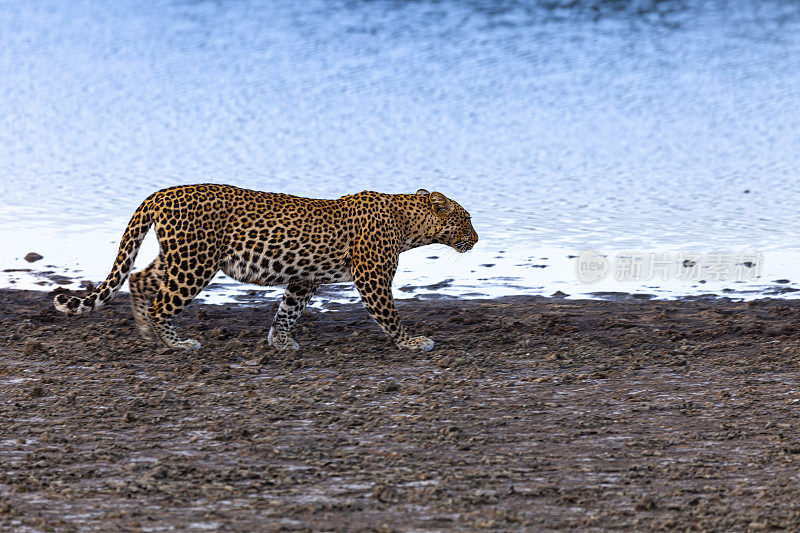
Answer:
53;184;478;352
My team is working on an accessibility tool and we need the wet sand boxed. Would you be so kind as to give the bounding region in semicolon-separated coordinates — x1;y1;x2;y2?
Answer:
2;288;800;530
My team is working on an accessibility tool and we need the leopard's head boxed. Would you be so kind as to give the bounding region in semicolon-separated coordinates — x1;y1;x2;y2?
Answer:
417;189;478;253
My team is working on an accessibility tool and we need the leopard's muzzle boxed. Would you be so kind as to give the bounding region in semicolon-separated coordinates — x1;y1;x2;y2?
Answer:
454;240;475;253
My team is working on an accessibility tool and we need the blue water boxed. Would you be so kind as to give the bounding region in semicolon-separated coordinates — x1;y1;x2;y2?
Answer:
2;0;800;302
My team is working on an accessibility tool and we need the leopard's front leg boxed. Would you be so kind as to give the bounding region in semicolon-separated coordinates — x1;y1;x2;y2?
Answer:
268;280;320;350
351;242;434;352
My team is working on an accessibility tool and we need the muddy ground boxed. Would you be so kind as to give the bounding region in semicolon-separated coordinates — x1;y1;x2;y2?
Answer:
3;289;800;531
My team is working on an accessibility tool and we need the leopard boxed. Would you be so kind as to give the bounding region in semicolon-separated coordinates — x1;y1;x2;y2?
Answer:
53;184;478;352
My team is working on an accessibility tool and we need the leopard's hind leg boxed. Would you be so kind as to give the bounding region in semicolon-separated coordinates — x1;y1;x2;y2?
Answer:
129;255;164;342
146;255;218;350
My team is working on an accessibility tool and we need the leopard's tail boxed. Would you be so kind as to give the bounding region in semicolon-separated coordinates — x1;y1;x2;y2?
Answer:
54;199;155;315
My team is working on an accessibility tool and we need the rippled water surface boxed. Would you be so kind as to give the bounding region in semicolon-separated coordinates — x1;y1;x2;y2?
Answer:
2;0;800;302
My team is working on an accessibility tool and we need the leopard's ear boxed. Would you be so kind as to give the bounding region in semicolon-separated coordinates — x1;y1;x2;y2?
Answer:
429;192;453;214
416;189;430;196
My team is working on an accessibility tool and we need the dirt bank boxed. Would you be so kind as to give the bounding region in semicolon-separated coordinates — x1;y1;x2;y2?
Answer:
2;289;800;530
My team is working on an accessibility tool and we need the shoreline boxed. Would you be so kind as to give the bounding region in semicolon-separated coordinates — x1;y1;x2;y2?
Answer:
3;289;800;529
5;244;800;306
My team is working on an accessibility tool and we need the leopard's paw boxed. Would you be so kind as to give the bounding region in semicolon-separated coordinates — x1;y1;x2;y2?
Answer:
173;338;202;350
268;327;300;351
398;336;434;352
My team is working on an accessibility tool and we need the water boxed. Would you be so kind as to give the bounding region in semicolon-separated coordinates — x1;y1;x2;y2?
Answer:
2;0;800;304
